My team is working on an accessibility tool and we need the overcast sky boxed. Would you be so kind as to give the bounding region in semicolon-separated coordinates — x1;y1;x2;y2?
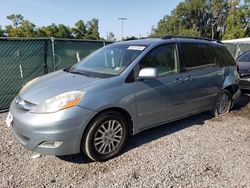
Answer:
0;0;182;39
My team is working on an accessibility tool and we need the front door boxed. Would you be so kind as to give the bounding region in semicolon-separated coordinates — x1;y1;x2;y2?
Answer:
133;43;187;130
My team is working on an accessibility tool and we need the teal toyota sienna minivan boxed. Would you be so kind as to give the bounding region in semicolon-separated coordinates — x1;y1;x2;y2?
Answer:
7;36;241;161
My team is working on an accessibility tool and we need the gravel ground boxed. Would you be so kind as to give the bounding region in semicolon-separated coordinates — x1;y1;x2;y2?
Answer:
0;93;250;188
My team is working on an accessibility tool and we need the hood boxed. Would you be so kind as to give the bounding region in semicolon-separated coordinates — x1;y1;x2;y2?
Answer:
237;61;250;76
19;70;103;104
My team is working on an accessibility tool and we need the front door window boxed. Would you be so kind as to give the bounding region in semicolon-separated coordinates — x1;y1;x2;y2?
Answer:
139;44;178;77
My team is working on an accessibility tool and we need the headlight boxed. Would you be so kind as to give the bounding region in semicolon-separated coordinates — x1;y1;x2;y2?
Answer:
20;77;40;93
31;91;85;113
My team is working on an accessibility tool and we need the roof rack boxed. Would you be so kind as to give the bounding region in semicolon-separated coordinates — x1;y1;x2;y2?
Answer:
161;35;222;43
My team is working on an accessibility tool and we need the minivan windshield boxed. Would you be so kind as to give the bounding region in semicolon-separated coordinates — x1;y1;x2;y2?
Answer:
70;43;147;77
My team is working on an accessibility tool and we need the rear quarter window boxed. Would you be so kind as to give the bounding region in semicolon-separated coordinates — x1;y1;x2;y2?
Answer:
212;45;236;67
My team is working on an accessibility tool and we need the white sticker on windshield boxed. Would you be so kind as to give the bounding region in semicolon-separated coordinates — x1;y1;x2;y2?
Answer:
127;46;145;51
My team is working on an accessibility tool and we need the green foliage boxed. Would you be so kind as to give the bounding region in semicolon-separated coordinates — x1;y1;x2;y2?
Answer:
5;14;36;37
85;19;100;40
151;0;212;38
19;20;36;37
71;19;101;40
37;23;73;38
37;25;56;37
223;0;247;39
151;0;249;39
4;14;101;40
242;0;250;36
5;20;36;37
0;26;4;36
57;24;73;38
72;20;87;39
6;14;23;28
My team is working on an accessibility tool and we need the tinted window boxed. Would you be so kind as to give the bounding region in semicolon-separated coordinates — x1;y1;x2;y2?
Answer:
140;44;178;76
181;43;215;70
212;45;236;66
237;51;250;62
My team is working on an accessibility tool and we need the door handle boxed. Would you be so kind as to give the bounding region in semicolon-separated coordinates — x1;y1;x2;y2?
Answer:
174;78;184;84
184;76;194;81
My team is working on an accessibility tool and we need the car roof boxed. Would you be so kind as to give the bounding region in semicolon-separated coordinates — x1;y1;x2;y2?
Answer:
114;36;222;47
115;38;163;46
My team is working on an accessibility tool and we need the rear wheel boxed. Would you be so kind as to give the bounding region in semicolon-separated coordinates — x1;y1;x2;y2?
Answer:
212;90;232;116
82;111;129;161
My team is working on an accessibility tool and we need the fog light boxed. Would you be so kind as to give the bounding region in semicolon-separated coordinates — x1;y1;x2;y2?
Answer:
38;141;63;148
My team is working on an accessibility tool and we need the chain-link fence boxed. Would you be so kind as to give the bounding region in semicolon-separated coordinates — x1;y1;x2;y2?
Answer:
0;37;112;111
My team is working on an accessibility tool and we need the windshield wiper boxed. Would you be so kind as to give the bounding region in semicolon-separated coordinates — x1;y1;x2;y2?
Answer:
69;70;94;78
69;68;115;78
63;67;71;72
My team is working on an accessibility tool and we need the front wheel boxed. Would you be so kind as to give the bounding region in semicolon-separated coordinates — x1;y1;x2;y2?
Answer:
82;111;129;161
212;90;232;116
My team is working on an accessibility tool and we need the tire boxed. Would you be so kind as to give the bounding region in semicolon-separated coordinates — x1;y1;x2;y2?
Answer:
212;90;232;116
82;111;129;162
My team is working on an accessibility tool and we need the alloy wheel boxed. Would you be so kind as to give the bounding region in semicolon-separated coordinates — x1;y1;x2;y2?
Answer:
216;92;231;115
94;120;123;155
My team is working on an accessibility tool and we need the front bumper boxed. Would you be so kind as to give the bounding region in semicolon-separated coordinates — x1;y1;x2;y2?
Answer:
9;100;96;156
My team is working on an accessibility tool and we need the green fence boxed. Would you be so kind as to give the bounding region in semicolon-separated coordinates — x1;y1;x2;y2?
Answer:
0;37;112;111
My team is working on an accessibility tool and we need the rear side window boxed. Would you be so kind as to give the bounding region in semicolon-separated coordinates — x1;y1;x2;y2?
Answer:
212;45;236;66
181;43;215;70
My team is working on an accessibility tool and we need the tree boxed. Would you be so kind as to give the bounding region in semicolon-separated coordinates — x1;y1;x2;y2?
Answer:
5;20;36;37
72;20;87;39
20;20;37;37
0;26;4;36
6;14;24;28
151;1;205;38
37;24;58;37
208;0;228;39
86;19;100;40
239;0;250;36
151;0;249;40
4;14;102;39
37;24;73;38
5;14;37;37
223;0;247;39
56;24;73;38
37;26;52;37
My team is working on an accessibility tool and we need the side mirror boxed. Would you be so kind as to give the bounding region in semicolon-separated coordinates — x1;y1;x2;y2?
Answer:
138;67;158;80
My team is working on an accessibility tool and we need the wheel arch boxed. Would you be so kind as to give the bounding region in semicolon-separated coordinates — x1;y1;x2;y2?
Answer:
84;107;134;137
80;107;133;161
223;84;239;98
